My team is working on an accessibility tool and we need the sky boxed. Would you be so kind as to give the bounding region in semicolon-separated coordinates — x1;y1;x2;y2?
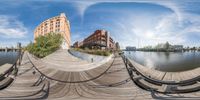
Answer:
0;0;200;48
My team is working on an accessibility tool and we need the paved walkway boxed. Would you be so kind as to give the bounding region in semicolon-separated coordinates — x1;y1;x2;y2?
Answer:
41;49;112;72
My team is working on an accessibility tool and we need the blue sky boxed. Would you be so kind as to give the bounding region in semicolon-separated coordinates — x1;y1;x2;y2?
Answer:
0;0;200;48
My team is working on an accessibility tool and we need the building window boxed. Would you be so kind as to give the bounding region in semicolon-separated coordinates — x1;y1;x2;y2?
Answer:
55;29;60;32
56;21;60;24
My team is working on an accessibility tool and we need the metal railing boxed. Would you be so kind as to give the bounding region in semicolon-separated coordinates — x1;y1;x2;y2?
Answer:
0;50;23;78
122;54;200;85
122;54;200;93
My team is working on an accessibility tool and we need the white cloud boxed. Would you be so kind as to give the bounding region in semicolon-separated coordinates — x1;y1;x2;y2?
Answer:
70;1;200;48
0;15;28;38
68;0;181;48
181;13;200;33
113;12;187;48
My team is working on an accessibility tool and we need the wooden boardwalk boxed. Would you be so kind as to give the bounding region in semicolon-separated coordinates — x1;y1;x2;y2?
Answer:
125;56;200;94
0;64;12;75
0;50;199;99
127;57;200;82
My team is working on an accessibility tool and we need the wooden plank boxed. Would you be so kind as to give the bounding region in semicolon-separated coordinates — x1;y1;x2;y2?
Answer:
0;63;12;75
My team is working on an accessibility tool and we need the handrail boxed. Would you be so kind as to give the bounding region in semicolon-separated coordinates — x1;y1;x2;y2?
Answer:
27;52;116;83
123;54;200;85
89;78;131;88
0;52;20;78
0;50;23;90
123;54;200;94
0;79;50;99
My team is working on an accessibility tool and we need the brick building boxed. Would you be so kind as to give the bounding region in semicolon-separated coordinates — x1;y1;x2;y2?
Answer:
73;30;115;50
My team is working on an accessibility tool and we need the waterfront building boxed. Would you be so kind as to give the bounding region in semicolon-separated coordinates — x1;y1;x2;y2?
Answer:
74;30;115;50
115;42;120;51
73;41;83;48
34;13;71;49
126;46;136;51
17;42;21;49
173;45;183;51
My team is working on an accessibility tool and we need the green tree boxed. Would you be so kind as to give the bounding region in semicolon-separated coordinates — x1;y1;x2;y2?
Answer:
26;32;63;58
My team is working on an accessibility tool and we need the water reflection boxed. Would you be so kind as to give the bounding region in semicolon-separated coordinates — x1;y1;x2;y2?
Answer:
125;51;200;72
0;52;19;66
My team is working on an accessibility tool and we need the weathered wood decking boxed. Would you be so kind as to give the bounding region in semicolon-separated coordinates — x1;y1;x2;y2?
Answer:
0;63;12;75
127;57;200;82
0;50;199;99
124;55;200;94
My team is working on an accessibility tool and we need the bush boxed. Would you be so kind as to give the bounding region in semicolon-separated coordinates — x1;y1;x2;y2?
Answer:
103;51;110;56
72;48;111;56
26;33;63;58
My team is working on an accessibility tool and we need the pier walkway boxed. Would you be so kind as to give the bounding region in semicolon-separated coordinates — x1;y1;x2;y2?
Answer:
127;57;200;82
123;55;200;94
0;50;199;99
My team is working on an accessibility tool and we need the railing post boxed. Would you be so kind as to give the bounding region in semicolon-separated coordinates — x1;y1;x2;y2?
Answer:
17;50;23;66
14;63;18;75
125;58;127;66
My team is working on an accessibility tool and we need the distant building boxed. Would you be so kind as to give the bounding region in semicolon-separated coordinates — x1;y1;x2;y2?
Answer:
73;41;79;48
74;30;115;50
173;45;183;51
17;42;21;49
73;41;83;48
115;42;120;51
34;13;71;49
126;46;136;51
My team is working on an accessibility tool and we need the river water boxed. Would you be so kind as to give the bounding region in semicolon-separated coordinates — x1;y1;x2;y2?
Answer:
0;52;19;66
125;51;200;72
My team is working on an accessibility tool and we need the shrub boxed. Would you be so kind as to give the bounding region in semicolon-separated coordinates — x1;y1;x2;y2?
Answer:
72;48;111;56
26;32;63;58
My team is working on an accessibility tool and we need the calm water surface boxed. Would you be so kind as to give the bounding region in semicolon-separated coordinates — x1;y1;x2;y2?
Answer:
125;51;200;72
0;52;19;66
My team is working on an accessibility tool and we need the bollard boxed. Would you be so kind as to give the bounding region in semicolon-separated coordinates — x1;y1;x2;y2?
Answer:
33;70;36;75
91;58;94;63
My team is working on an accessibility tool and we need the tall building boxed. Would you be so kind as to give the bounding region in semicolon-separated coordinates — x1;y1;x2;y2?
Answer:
34;13;71;49
73;30;115;50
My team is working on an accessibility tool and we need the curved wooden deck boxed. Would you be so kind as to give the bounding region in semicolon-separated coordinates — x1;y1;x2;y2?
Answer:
123;55;200;93
0;50;199;99
127;57;200;82
27;50;115;83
